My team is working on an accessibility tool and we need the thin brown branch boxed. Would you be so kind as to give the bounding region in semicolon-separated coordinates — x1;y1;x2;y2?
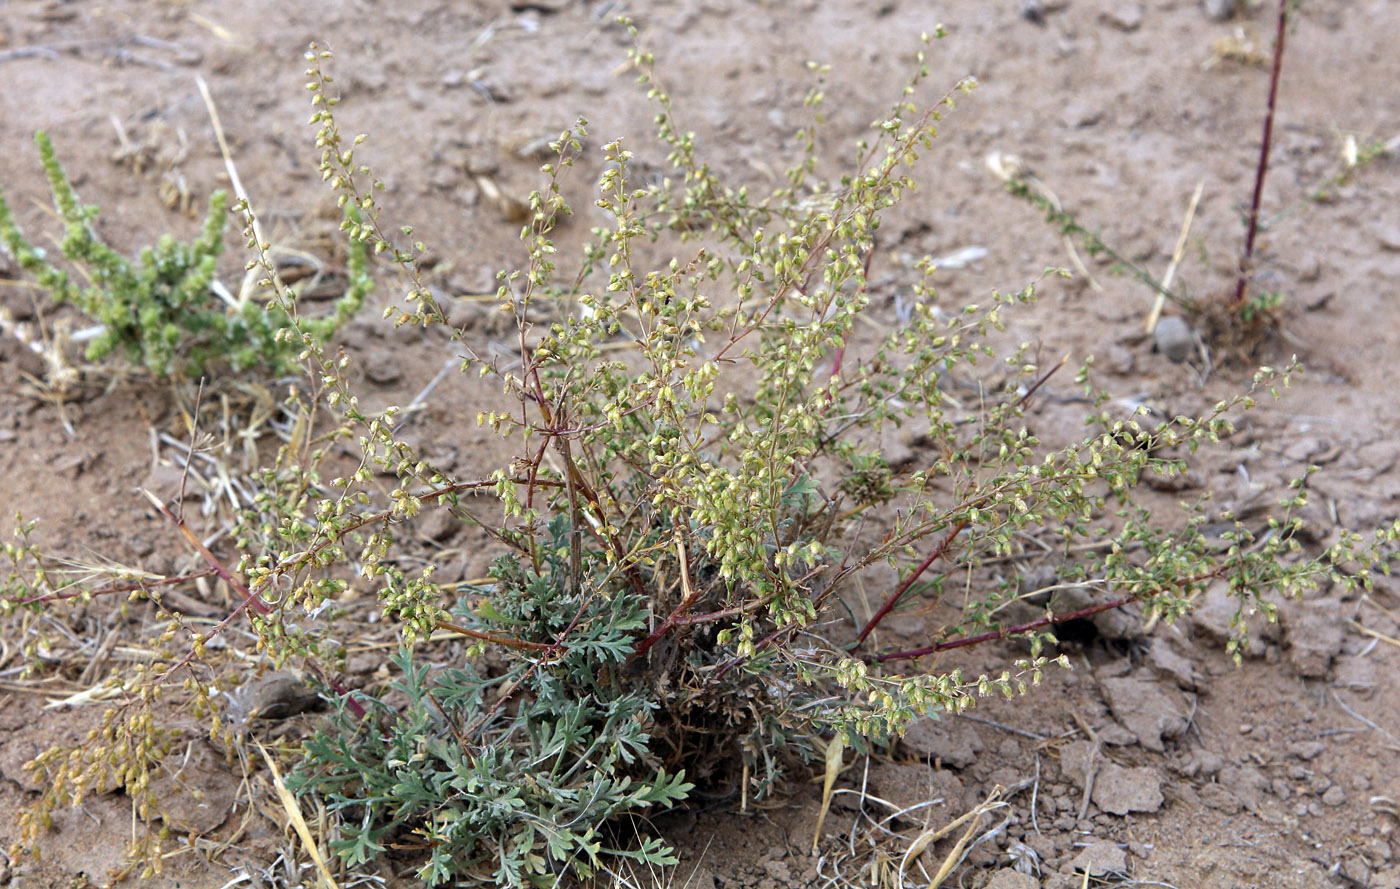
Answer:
142;487;270;616
1015;353;1068;410
873;595;1133;662
7;568;217;606
434;619;552;651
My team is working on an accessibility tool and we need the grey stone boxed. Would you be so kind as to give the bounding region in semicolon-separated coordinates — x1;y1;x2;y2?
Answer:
1202;0;1238;20
1093;763;1164;814
230;672;322;720
1100;3;1143;31
1062;103;1103;129
1373;223;1400;252
1289;740;1324;761
1061;740;1165;814
1146;635;1199;690
1153;316;1195;363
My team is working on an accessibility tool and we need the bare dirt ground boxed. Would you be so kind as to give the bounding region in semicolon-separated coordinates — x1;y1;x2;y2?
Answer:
2;1;1399;888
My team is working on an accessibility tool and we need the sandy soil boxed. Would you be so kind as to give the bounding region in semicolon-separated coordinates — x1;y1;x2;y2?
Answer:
1;1;1399;888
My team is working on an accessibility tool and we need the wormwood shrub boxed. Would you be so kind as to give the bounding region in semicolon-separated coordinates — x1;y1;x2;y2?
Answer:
255;32;1394;885
0;131;369;379
6;25;1398;889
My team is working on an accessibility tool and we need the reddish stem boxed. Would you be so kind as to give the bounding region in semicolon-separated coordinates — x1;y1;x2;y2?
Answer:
632;536;701;659
145;490;270;616
852;519;967;647
873;566;1226;662
1231;0;1289;307
873;595;1133;662
1016;354;1067;410
827;240;878;390
713;624;797;682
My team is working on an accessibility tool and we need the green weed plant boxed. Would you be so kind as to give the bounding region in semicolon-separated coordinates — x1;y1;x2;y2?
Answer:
0;131;368;379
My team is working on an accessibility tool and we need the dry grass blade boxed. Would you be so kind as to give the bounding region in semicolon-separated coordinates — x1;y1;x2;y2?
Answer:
923;785;1005;889
812;733;846;852
1144;180;1205;334
1349;618;1400;650
897;785;1006;886
196;76;264;256
255;741;341;889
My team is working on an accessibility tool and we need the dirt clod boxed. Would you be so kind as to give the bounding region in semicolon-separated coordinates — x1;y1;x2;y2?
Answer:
986;868;1038;889
1202;0;1238;20
1099;3;1144;32
1289;740;1324;761
1280;597;1348;677
363;348;404;385
902;717;985;770
1101;673;1190;752
1093;764;1165;815
1069;840;1127;876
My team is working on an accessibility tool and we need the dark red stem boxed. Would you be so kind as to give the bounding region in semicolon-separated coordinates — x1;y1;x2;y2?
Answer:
851;519;968;647
873;563;1228;662
873;595;1133;662
1231;0;1289;307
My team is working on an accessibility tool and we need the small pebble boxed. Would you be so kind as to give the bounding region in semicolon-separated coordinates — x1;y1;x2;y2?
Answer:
1373;224;1400;252
1105;343;1135;375
1100;3;1143;32
1202;0;1237;20
1154;316;1195;363
1062;103;1104;129
1290;740;1324;761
